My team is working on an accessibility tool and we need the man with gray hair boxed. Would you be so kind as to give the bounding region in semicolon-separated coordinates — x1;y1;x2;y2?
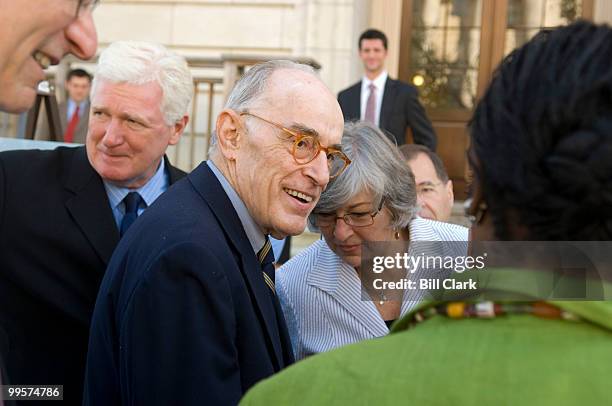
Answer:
84;60;347;405
0;41;190;405
399;144;454;222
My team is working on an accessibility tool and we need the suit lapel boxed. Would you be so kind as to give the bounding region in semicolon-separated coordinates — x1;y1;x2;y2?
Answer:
59;102;68;132
74;103;90;144
379;78;398;130
63;151;182;266
187;163;284;370
307;243;388;337
63;147;120;265
165;155;186;183
348;82;362;118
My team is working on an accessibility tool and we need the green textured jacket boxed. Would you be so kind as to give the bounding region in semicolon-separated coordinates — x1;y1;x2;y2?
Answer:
241;271;612;405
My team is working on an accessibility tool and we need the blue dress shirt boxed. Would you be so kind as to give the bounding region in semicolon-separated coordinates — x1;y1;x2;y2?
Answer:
66;99;88;121
206;160;266;255
104;158;169;230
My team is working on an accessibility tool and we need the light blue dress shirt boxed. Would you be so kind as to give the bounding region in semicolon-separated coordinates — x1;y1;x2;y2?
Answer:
207;160;266;255
66;99;88;121
270;237;287;262
104;158;169;230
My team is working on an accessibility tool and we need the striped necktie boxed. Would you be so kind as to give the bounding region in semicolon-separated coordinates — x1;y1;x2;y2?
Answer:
258;238;275;293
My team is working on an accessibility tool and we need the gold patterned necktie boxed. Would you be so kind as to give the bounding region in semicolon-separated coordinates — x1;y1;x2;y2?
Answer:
258;238;275;293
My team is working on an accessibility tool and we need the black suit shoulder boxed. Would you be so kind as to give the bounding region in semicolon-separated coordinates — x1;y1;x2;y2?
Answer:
0;145;108;318
0;146;92;228
390;77;418;95
0;146;83;182
337;81;361;100
0;147;184;189
337;81;362;121
381;77;437;149
164;155;187;182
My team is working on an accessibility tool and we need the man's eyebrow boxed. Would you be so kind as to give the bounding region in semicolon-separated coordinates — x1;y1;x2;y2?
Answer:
92;106;150;125
418;181;436;186
288;123;319;138
120;112;150;124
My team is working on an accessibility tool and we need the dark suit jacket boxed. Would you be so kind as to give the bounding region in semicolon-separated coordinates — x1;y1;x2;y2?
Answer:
338;77;437;150
0;146;184;406
84;163;294;406
36;100;90;143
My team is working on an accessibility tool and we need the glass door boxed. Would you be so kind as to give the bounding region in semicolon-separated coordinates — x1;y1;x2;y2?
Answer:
399;0;592;198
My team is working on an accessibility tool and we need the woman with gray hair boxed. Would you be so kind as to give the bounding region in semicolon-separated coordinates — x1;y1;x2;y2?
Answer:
277;121;467;360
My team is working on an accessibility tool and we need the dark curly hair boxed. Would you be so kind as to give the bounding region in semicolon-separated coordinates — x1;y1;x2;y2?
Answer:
469;20;612;240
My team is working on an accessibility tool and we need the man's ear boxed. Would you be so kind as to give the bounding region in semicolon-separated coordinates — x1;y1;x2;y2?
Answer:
466;177;497;243
168;115;189;146
467;179;485;224
446;179;454;203
215;109;243;160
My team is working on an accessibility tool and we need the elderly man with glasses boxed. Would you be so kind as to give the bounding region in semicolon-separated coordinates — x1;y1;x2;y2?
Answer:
399;144;454;222
84;60;346;406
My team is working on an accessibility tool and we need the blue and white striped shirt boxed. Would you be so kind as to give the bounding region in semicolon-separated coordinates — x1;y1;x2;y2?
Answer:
277;217;468;360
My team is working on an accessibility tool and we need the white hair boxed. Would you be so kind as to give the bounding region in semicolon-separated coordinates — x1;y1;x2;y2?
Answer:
225;60;315;111
91;41;193;125
209;60;317;154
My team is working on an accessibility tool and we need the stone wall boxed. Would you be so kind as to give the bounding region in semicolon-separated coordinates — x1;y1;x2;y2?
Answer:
92;0;378;94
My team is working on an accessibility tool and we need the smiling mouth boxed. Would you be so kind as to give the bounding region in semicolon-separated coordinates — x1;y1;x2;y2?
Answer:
283;187;314;203
338;244;360;252
102;153;127;159
98;149;127;159
33;51;52;69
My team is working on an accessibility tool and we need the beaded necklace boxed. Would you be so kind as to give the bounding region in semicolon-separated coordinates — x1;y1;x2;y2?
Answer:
403;301;581;330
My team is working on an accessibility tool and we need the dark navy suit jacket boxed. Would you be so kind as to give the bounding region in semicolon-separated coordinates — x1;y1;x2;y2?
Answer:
84;162;294;406
338;77;437;150
0;146;183;406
